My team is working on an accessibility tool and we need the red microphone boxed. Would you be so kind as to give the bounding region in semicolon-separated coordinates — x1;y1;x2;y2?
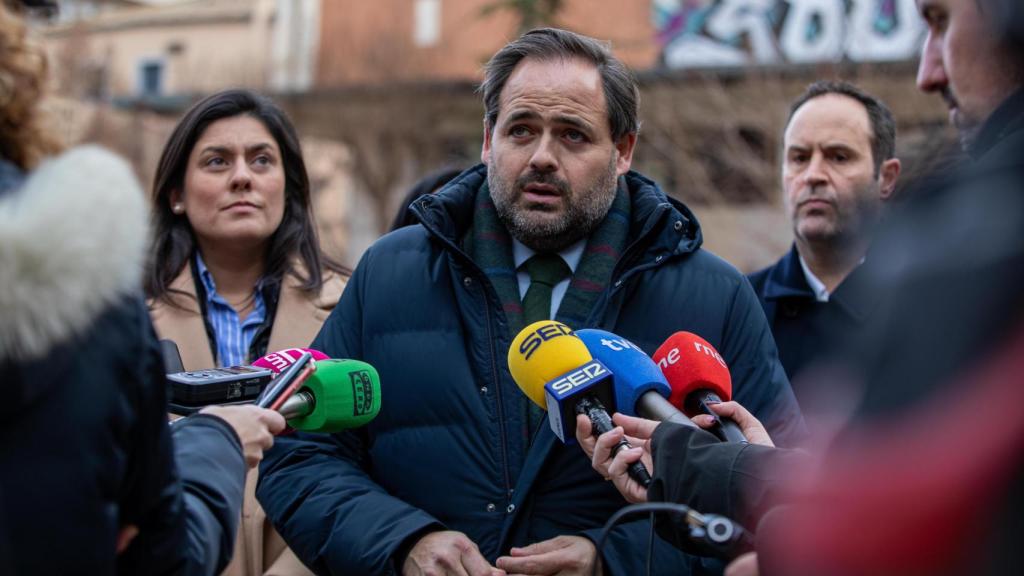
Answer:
652;332;747;444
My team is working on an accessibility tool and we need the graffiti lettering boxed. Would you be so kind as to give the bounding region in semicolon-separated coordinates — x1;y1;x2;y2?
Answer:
653;0;924;69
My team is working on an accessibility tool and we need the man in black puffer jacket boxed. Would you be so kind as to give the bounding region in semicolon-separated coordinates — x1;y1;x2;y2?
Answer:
258;28;805;576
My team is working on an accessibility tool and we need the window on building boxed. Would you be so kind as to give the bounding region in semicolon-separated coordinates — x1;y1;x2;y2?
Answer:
83;63;107;100
414;0;441;47
138;59;164;97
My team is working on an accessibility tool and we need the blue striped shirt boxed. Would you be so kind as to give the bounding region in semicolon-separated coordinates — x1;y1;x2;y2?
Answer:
196;253;267;367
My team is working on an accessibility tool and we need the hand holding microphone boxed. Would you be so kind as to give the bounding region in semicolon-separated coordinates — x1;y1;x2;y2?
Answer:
578;328;770;446
169;347;324;469
576;412;658;503
693;401;774;448
508;321;653;489
191;347;382;470
187;348;323;469
572;329;773;504
570;327;678;501
199;404;286;468
569;330;761;561
252;348;382;433
653;332;750;445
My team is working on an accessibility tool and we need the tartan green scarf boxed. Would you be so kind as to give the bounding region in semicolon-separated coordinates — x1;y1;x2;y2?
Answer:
466;179;632;338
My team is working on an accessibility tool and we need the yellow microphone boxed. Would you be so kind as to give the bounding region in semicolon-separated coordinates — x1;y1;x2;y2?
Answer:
508;320;592;409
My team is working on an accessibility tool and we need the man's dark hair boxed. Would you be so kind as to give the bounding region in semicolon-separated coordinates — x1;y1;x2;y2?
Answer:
786;81;897;175
479;28;640;141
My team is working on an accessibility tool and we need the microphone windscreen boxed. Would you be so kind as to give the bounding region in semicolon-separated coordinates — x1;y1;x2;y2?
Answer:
508;320;592;408
652;332;732;412
288;358;381;432
252;348;329;373
576;329;670;417
160;339;185;374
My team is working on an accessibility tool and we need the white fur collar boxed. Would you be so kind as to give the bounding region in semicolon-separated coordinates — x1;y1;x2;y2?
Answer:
0;146;149;361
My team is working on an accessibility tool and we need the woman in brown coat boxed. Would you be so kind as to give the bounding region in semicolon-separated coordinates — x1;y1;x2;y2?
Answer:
145;89;347;576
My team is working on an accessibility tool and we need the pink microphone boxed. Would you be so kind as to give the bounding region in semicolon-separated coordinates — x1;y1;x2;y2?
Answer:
252;348;328;410
252;348;329;373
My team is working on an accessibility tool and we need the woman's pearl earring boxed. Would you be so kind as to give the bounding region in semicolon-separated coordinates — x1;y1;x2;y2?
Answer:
172;203;185;214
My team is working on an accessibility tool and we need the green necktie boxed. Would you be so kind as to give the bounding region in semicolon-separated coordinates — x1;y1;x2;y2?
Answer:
521;253;572;325
520;253;571;440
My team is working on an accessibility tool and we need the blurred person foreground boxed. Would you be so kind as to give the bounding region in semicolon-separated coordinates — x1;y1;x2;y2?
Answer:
1;3;288;574
579;1;1024;574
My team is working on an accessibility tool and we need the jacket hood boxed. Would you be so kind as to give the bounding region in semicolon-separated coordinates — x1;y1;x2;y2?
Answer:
621;169;703;256
413;164;702;256
0;146;149;362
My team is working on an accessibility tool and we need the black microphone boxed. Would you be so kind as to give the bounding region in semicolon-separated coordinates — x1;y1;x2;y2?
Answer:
159;339;185;374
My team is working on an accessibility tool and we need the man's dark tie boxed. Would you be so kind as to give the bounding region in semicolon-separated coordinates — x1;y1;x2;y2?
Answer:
522;253;572;325
520;252;572;439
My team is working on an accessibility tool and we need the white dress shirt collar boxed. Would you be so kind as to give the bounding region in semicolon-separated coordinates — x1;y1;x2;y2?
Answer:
512;238;586;318
798;254;831;303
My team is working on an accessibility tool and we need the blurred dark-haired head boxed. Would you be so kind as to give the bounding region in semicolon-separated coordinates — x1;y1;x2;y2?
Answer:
389;166;464;232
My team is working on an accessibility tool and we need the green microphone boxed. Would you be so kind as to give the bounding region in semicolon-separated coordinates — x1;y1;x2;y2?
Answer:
277;359;381;432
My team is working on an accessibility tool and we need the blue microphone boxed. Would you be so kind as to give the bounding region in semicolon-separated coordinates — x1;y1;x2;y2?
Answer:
576;329;696;429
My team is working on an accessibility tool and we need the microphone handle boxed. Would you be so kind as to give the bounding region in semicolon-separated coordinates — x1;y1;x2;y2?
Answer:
278;390;315;420
690;391;748;444
575;396;653;488
636;392;698;428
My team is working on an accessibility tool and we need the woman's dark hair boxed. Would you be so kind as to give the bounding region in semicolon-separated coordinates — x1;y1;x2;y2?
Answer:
145;89;346;304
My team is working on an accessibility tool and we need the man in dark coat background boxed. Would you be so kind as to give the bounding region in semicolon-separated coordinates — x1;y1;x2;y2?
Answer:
258;28;804;576
748;81;901;403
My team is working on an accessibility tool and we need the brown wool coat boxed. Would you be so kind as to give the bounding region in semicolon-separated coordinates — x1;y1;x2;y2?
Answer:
150;263;346;576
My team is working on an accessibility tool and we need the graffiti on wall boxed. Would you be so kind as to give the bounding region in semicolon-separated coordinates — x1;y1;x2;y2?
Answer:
653;0;924;68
